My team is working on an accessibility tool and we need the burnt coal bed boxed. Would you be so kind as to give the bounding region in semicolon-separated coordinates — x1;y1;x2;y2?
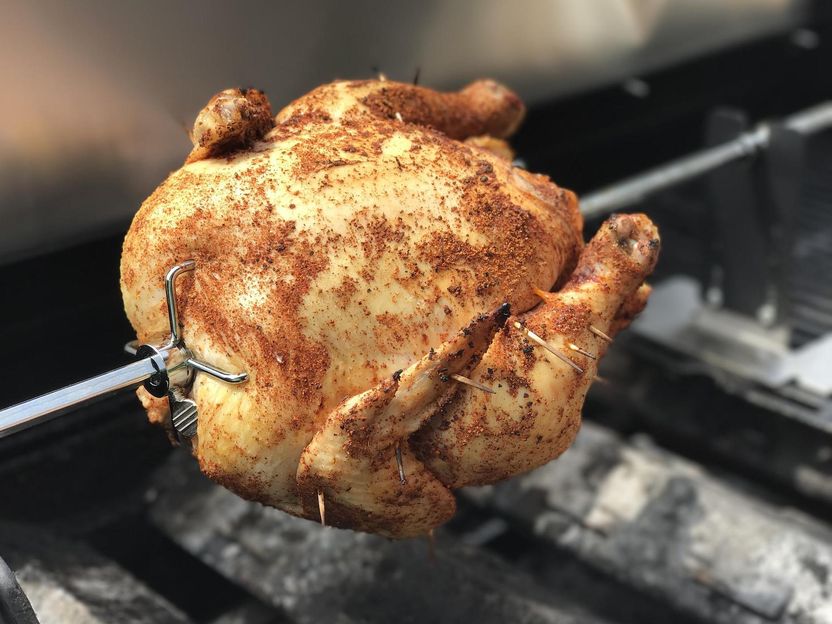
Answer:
3;15;832;624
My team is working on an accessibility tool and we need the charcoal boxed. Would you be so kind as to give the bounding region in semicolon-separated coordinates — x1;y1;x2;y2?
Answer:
0;524;191;624
470;422;832;624
148;452;621;624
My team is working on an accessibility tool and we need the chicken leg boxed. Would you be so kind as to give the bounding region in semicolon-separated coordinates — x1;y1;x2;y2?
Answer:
297;213;658;537
121;76;659;537
414;213;660;489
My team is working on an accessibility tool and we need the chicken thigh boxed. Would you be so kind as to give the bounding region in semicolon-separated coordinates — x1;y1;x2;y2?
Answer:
121;78;659;537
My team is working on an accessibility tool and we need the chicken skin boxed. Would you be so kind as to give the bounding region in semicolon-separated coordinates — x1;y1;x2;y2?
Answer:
121;78;659;538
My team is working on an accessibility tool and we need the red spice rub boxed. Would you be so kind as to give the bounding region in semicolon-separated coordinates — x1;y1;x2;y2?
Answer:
120;77;610;537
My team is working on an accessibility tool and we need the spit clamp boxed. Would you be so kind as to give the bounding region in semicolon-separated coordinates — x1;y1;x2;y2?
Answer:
0;261;248;442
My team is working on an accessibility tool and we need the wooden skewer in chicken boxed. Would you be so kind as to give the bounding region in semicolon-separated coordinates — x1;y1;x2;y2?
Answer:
121;78;660;538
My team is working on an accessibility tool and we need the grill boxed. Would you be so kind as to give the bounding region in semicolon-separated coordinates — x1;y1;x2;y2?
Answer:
2;10;832;624
791;134;832;344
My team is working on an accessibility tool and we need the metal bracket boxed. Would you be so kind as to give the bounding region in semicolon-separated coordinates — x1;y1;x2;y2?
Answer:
705;108;805;329
0;260;249;440
126;260;248;442
169;387;198;442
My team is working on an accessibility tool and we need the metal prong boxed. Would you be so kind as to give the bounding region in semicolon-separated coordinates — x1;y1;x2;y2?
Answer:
593;375;608;384
568;343;597;360
164;260;249;385
186;357;248;384
377;72;387;81
164;260;196;347
317;490;326;527
589;326;613;342
450;374;496;394
396;443;406;485
395;111;404;123
514;322;583;373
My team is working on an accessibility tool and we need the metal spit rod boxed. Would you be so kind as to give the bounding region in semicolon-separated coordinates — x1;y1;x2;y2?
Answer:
0;261;248;439
579;101;832;219
0;356;164;438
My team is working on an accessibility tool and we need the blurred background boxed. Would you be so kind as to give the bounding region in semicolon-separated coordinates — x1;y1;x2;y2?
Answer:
3;2;832;623
0;0;810;261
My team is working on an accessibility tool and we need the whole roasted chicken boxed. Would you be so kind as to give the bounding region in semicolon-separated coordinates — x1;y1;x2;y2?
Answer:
121;79;659;538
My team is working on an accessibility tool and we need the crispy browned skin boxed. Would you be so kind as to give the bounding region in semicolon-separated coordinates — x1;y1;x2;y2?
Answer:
120;78;658;537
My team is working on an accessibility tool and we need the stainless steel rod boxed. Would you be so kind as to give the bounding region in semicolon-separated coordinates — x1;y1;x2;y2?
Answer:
0;358;157;438
580;101;832;219
783;101;832;135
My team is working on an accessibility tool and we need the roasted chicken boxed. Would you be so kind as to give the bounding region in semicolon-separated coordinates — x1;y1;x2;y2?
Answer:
120;78;659;538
